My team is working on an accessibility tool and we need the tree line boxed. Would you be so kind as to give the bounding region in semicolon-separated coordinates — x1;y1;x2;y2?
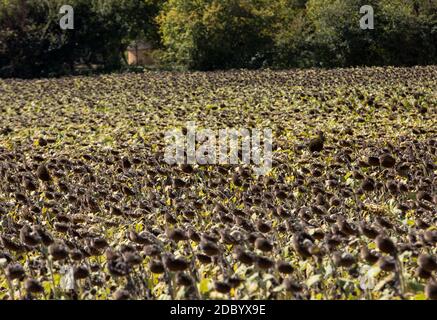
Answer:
1;0;436;78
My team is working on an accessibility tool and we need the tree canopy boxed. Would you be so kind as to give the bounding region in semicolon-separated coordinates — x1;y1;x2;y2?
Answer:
1;0;436;77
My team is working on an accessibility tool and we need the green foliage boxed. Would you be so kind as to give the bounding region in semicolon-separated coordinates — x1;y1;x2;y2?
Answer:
375;0;437;66
1;0;436;76
158;0;437;70
303;0;437;67
268;0;314;68
0;0;162;78
158;0;274;70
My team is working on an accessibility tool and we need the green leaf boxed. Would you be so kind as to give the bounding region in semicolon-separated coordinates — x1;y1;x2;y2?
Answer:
199;278;211;294
306;274;322;287
413;293;427;300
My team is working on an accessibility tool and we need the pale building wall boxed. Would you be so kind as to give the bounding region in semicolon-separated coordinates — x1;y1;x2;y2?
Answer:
127;50;154;66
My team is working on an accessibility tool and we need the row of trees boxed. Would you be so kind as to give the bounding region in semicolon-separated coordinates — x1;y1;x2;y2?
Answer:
158;0;437;69
1;0;436;77
0;0;162;77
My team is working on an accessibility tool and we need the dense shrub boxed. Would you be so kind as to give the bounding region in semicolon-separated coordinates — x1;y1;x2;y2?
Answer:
302;0;437;67
1;0;436;76
157;0;275;70
0;0;161;78
158;0;437;70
